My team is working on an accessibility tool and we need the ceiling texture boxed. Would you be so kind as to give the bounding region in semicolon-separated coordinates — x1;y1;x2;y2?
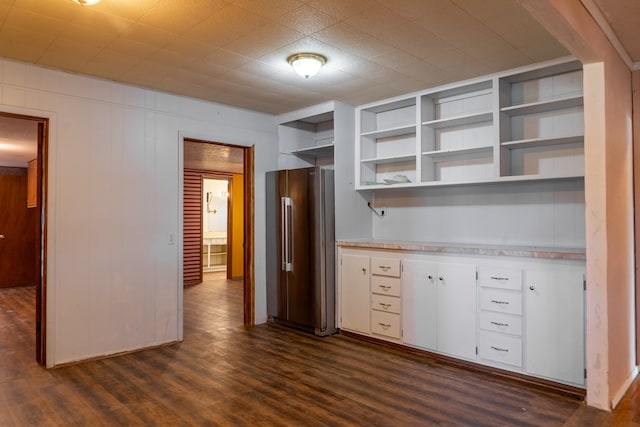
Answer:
0;0;638;168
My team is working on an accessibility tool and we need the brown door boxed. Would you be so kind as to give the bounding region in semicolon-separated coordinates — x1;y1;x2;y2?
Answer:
0;168;38;287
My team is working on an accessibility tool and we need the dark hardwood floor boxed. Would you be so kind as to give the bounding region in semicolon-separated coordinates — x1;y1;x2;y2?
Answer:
1;273;639;426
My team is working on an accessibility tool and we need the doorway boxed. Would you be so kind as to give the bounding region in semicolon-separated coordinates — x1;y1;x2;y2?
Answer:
182;138;254;325
0;112;48;365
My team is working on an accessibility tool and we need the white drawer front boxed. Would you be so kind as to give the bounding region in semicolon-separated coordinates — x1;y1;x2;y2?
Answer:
478;288;522;315
477;266;522;291
371;311;401;339
371;275;401;296
478;330;522;367
371;294;401;314
479;311;522;336
371;257;400;277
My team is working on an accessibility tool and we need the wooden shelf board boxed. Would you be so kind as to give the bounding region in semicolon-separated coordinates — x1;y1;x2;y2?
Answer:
422;145;493;159
501;135;583;149
422;111;492;129
361;124;416;139
291;142;334;159
501;95;583;116
361;154;416;165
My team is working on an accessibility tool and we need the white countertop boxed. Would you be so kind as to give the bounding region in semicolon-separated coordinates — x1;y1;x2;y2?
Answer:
336;239;586;260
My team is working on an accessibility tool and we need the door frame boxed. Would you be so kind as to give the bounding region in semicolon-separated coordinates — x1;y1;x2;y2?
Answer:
0;111;48;365
179;137;255;329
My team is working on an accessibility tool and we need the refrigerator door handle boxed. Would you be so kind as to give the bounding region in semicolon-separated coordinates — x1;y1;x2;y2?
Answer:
281;197;293;271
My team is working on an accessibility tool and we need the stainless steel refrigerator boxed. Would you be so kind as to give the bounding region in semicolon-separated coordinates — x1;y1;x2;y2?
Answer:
266;166;336;336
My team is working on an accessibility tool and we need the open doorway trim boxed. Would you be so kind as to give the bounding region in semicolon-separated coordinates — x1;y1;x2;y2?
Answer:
0;111;48;365
179;137;255;331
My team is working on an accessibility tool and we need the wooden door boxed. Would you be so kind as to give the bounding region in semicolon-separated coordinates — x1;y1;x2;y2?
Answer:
0;168;38;287
402;259;437;350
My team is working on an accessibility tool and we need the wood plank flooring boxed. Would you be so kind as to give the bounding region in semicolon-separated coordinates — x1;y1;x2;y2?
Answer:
1;273;639;426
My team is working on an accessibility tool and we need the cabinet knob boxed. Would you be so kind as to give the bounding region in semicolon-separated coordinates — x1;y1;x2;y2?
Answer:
439;277;444;281
427;275;433;280
529;285;535;291
362;268;366;274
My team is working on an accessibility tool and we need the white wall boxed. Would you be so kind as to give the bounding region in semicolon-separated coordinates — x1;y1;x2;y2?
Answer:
372;180;585;248
0;58;278;366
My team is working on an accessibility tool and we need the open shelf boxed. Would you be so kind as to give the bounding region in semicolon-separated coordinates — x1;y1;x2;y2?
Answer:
291;142;334;159
422;145;493;159
361;154;416;165
361;124;416;139
501;135;583;149
422;111;492;129
500;95;583;116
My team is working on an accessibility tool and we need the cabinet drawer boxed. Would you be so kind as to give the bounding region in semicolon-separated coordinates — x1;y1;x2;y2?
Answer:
478;288;522;315
371;257;400;277
371;294;400;314
371;275;401;296
477;266;522;291
478;330;522;367
371;311;401;339
479;311;522;336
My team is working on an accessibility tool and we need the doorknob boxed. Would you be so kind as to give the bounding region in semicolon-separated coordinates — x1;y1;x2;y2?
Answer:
0;234;5;240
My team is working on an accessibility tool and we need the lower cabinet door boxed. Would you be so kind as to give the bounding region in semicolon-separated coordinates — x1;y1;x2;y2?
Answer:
340;253;371;334
525;267;585;385
402;259;437;350
436;263;477;360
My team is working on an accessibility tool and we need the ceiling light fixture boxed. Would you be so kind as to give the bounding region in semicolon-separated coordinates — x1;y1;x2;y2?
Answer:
72;0;102;5
287;53;326;79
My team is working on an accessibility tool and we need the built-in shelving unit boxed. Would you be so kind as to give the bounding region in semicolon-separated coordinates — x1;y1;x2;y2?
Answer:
355;58;584;190
278;104;335;165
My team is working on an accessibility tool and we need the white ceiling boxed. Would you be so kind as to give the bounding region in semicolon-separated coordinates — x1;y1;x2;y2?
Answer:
0;0;638;168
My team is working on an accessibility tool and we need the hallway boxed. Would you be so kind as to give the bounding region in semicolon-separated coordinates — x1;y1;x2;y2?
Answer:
0;278;638;425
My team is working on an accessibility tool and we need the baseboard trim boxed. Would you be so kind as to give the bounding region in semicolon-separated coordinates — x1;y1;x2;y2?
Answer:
610;365;639;409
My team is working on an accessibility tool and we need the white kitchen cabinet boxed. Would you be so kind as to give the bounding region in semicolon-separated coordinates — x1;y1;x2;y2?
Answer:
436;262;477;360
339;253;370;334
525;267;585;386
476;266;524;368
354;57;584;190
402;259;437;350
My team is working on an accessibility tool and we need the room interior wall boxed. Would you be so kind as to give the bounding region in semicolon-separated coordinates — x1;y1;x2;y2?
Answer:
520;0;636;411
0;57;278;366
372;180;585;248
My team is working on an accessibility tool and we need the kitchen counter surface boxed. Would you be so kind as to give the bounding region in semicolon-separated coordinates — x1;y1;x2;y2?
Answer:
336;239;586;260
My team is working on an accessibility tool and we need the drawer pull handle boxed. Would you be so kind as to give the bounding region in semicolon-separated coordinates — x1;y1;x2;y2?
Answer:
378;303;391;309
490;321;509;327
378;322;391;330
379;285;391;290
491;346;509;353
490;276;509;281
379;266;391;271
491;300;509;305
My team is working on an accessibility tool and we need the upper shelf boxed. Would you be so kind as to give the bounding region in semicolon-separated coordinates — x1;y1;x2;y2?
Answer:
500;94;583;116
422;111;492;129
291;142;334;159
361;124;416;139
